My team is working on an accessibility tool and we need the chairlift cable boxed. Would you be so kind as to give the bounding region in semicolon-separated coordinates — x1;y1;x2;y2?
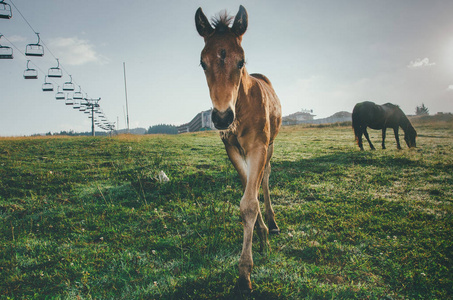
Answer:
8;0;37;34
0;33;48;77
5;1;85;94
4;1;114;131
1;33;92;113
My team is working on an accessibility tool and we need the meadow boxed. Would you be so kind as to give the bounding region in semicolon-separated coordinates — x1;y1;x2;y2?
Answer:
0;119;452;299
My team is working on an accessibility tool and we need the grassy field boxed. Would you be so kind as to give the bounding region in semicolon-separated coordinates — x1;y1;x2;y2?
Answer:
0;120;452;299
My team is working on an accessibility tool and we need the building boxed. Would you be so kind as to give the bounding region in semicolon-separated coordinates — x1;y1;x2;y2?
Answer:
177;109;216;133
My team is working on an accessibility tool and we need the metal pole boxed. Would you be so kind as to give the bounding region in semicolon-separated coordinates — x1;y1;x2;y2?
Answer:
123;62;130;133
91;102;95;136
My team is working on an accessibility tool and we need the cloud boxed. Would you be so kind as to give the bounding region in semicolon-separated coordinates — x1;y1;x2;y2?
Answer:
6;35;26;43
48;37;109;66
447;85;453;91
408;57;435;68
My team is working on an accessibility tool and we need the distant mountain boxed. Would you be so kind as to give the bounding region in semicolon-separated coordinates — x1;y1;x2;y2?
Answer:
282;111;352;125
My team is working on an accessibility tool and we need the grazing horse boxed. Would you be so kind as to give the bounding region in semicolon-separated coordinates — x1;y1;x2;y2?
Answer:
195;5;282;291
352;101;417;150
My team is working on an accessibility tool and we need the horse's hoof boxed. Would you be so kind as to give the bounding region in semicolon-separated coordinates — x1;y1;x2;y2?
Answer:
236;277;253;293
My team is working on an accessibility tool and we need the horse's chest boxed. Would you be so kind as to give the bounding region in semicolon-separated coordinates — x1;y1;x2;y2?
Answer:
224;133;246;157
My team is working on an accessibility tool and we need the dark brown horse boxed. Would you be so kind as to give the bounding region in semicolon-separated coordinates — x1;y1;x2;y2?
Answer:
195;6;282;291
352;101;417;150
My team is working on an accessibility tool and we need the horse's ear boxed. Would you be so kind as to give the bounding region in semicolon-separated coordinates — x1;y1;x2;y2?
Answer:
231;5;248;37
195;7;214;38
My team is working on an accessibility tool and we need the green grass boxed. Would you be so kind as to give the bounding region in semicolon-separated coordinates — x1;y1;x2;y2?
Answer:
0;122;452;299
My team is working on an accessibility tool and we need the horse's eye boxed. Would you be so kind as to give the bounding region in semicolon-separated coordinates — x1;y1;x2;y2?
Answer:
237;59;245;69
200;60;207;70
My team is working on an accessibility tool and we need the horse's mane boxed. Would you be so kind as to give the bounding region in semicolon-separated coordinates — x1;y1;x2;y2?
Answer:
383;103;399;109
384;103;415;133
211;10;234;33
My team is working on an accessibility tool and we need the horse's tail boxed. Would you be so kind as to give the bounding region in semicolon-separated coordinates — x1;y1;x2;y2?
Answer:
351;106;362;144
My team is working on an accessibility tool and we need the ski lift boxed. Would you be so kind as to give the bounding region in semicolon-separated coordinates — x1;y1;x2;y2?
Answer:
79;98;88;111
63;75;75;91
55;86;65;100
74;86;83;100
0;35;13;59
72;99;81;109
42;76;54;91
25;33;44;57
65;93;73;105
23;60;38;79
0;0;12;19
48;58;62;78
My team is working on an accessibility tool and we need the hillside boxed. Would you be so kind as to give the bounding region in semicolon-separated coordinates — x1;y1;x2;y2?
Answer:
0;122;451;299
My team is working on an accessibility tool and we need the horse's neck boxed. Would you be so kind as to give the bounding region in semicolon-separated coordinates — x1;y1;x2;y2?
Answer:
400;114;413;132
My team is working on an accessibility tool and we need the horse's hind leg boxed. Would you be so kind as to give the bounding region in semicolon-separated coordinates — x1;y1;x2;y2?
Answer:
262;143;279;235
254;207;269;253
354;124;365;150
393;127;402;150
357;131;365;151
381;128;387;149
363;128;375;150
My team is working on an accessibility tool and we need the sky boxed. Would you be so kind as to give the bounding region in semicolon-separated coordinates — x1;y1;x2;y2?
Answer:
0;0;452;136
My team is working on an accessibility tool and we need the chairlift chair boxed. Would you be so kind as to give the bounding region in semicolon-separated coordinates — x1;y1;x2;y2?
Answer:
65;94;74;105
0;35;13;59
79;99;88;111
72;100;81;109
48;58;62;78
55;87;65;100
63;75;75;91
72;93;81;109
0;0;12;19
23;60;38;79
74;86;83;100
42;76;54;91
25;33;44;57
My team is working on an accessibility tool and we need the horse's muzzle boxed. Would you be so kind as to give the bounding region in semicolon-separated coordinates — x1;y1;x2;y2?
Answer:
212;107;234;130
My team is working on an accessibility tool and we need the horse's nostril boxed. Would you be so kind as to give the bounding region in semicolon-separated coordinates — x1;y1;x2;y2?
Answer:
212;108;234;130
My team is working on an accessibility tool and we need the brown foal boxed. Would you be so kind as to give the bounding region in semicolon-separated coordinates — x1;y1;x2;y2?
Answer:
195;5;282;291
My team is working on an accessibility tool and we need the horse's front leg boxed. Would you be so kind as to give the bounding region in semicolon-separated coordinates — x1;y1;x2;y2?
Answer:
381;128;387;149
393;127;402;150
237;145;267;291
223;141;247;189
